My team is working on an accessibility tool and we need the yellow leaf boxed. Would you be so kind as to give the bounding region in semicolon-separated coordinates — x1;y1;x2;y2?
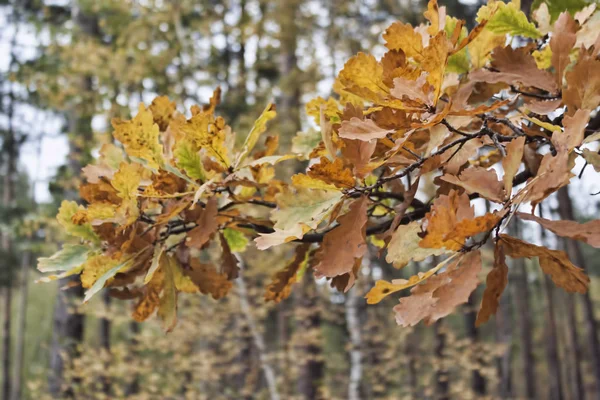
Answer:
111;162;143;200
235;103;277;167
112;103;164;169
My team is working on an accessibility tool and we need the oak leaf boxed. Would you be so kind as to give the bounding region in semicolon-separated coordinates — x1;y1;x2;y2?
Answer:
264;244;311;302
550;12;578;86
393;250;481;326
313;196;369;279
338;117;395;141
475;240;508;326
186;197;219;249
386;220;448;268
441;166;506;203
500;234;589;293
307;157;355;189
516;212;600;248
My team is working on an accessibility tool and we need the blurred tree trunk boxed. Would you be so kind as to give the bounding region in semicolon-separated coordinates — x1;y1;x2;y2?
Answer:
464;293;487;396
11;252;30;400
49;4;99;396
434;320;449;400
295;273;324;400
543;274;564;400
512;256;537;399
345;286;363;400
276;0;301;151
511;218;537;400
2;10;19;397
99;291;111;395
495;287;513;398
562;292;584;400
557;187;600;399
539;208;564;400
236;265;280;400
124;321;140;396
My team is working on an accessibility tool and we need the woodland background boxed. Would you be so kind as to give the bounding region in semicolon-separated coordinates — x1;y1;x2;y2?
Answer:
1;0;600;399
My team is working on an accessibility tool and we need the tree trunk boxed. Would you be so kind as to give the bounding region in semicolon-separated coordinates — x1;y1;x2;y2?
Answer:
276;0;301;150
512;255;537;399
48;4;99;396
10;252;30;400
236;264;280;400
543;274;565;400
124;321;140;396
434;320;450;400
495;283;513;398
464;293;487;396
345;286;363;400
295;273;324;400
99;291;111;395
557;186;600;399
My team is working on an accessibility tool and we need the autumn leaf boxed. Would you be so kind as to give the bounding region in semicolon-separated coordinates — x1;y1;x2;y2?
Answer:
313;196;369;279
441;166;506;203
383;22;424;60
264;244;310;302
500;234;589;293
476;240;508;326
386;220;448;269
183;259;232;299
307;157;355;189
582;149;600;171
149;95;176;131
38;244;91;273
552;108;590;153
393;250;481;326
158;254;178;332
57;200;99;243
186;197;219;249
516;212;600;248
255;187;343;249
338;117;395;141
112;103;164;169
419;190;473;251
365;253;459;304
563;50;600;114
235;103;277;167
502;136;525;194
550;12;577;86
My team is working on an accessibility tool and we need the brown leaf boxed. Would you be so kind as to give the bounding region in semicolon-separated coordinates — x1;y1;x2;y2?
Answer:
264;244;311;302
338;117;395;141
419;190;473;251
470;46;557;93
516;212;600;248
186;197;219;249
524;151;575;208
499;234;589;293
441;166;506;203
475;241;508;326
340;138;377;178
550;12;578;86
393;250;481;326
184;259;232;299
552;108;590;153
502;136;525;194
307;157;355;189
313;196;369;278
582;148;600;172
330;257;362;293
563;50;600;115
219;233;239;279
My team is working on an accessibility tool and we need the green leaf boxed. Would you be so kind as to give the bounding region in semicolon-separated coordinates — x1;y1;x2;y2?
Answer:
486;2;542;38
38;244;91;273
532;0;591;22
84;256;133;303
144;244;164;284
173;141;206;182
235;103;277;167
223;228;249;252
57;201;99;243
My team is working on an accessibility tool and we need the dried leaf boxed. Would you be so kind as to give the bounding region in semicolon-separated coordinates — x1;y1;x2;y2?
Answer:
313;196;369;279
500;234;589;293
476;241;508;326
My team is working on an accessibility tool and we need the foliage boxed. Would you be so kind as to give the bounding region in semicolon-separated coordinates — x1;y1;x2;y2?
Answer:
38;0;600;330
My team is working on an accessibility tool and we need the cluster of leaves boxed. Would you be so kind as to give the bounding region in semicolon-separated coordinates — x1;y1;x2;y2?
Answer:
38;0;600;330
